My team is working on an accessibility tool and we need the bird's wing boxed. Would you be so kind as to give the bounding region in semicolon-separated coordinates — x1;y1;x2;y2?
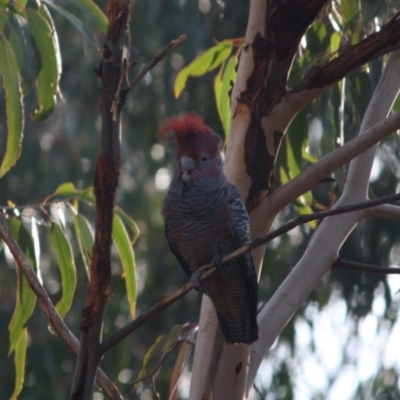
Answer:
165;220;192;278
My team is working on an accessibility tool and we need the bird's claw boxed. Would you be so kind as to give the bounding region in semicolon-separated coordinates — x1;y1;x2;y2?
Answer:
191;270;205;291
191;253;226;291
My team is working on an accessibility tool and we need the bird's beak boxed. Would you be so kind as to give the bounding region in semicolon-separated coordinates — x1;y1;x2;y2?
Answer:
180;155;195;182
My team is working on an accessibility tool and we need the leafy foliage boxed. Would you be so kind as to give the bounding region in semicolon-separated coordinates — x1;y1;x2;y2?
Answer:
0;0;106;178
174;39;241;139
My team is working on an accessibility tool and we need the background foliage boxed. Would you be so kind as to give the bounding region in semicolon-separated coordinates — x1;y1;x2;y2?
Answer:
0;0;400;399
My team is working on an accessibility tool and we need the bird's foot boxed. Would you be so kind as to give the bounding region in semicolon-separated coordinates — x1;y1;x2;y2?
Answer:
191;269;206;291
191;253;226;290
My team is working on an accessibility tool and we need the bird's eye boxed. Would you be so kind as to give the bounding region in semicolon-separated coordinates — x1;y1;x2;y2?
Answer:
202;156;208;162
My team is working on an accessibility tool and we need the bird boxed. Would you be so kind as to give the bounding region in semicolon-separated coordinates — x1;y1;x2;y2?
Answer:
161;112;258;345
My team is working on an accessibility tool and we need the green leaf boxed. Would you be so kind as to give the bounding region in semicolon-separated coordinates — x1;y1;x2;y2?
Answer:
26;7;60;120
0;1;27;16
10;328;27;400
135;326;184;389
39;4;62;70
51;223;77;317
349;70;372;117
286;134;301;178
7;218;37;269
294;195;317;228
0;10;35;94
330;31;341;55
45;182;95;205
392;92;400;114
0;219;36;359
42;0;100;47
9;258;37;353
73;213;94;278
279;166;290;186
113;214;136;318
70;0;108;34
341;0;359;28
114;206;140;245
286;109;308;179
174;40;233;98
0;10;22;73
214;55;237;139
307;21;330;55
0;31;23;178
214;69;223;126
302;147;318;163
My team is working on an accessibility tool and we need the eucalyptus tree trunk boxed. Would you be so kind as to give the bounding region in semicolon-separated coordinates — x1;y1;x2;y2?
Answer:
189;1;400;398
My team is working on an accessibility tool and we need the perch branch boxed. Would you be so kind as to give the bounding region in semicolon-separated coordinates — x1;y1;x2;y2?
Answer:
269;111;400;213
334;258;400;274
99;192;400;354
127;34;187;91
0;215;123;400
366;203;400;221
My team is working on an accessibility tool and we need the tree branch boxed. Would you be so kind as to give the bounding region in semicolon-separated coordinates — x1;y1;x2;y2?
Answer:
127;34;186;92
292;18;400;93
0;216;123;400
98;192;400;354
71;1;132;398
267;111;400;214
284;17;400;121
366;203;400;221
334;258;400;274
99;281;194;354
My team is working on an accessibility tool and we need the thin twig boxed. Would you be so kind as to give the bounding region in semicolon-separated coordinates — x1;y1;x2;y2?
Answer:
131;338;194;388
111;58;130;121
366;203;400;221
99;192;400;354
99;282;195;354
0;216;123;400
0;197;73;211
217;192;400;271
291;17;400;93
334;259;400;274
128;34;187;91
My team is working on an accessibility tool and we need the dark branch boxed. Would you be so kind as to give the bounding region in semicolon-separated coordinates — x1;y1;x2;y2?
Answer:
99;192;400;353
0;216;123;400
334;259;400;274
292;18;400;92
99;281;194;354
127;34;187;92
71;1;132;398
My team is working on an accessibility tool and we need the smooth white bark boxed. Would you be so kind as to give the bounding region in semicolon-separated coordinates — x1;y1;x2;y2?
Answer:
247;50;400;388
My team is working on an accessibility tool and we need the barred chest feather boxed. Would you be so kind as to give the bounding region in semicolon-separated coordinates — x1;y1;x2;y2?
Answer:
163;176;236;270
